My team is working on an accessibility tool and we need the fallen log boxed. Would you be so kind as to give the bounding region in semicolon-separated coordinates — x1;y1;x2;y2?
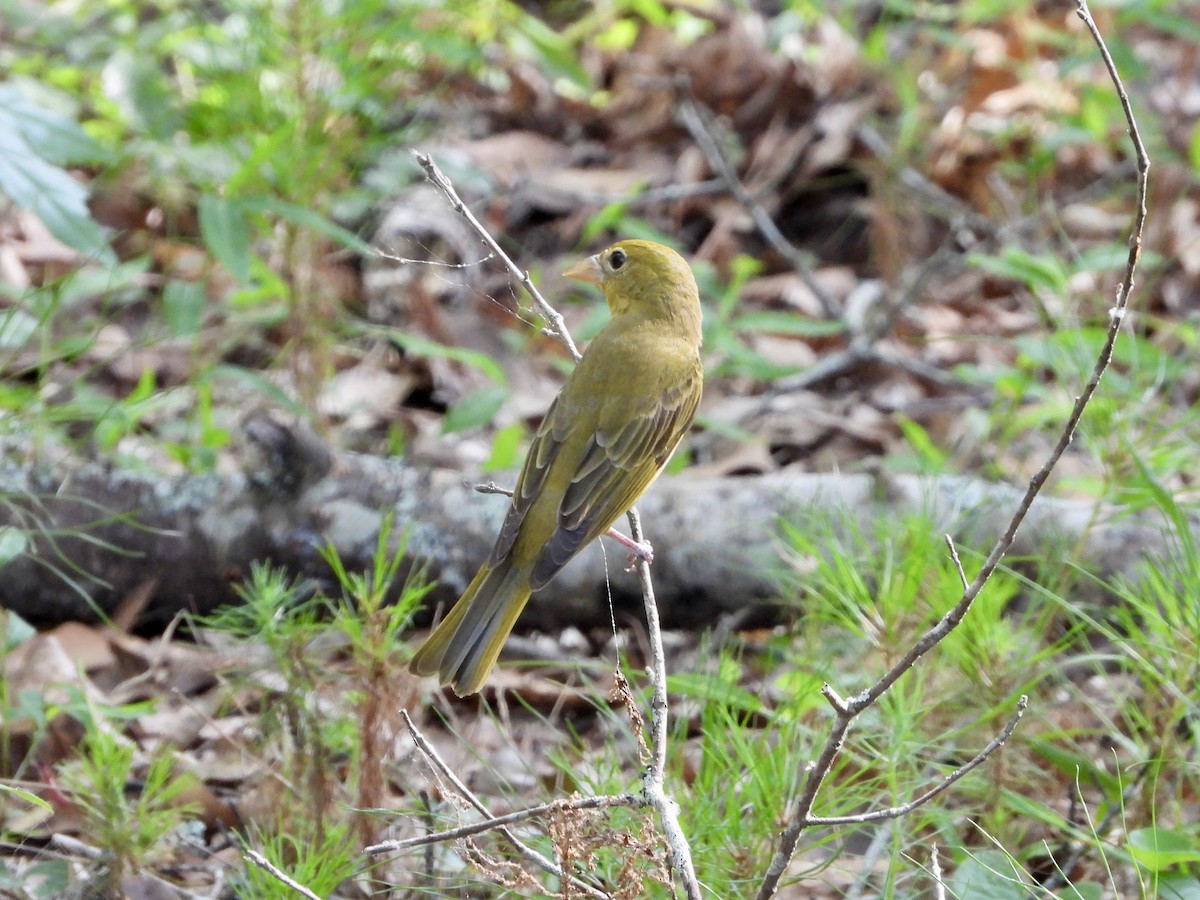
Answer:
0;415;1176;630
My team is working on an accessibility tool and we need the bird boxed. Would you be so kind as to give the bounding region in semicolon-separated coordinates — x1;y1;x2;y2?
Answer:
408;240;704;695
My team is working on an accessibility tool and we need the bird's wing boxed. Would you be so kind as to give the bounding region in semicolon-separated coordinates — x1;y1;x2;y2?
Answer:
530;364;702;589
488;392;571;567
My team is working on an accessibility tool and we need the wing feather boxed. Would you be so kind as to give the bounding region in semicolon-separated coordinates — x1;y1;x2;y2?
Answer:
531;364;702;588
490;394;569;565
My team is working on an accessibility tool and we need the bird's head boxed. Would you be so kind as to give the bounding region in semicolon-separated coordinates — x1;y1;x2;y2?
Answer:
564;240;702;342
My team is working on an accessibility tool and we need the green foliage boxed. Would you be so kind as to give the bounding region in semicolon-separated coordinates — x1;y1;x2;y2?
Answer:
202;522;427;869
232;822;359;899
60;710;200;882
695;253;844;382
775;511;1089;892
0;85;114;264
666;651;829;894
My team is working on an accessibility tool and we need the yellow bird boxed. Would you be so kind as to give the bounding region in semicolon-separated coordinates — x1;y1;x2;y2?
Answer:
409;240;704;695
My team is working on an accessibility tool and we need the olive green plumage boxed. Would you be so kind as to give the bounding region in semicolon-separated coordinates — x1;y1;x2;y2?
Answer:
409;240;704;695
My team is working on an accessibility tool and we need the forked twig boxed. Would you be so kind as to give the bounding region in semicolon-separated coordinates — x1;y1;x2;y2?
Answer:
412;151;581;362
756;1;1149;896
379;710;614;899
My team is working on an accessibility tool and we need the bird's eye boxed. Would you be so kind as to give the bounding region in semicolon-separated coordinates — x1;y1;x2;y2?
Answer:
609;248;627;270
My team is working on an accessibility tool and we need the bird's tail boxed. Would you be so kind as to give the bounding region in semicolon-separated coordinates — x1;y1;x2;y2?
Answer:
408;559;533;695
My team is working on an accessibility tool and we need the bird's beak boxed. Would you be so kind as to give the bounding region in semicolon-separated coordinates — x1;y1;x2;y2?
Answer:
563;254;604;285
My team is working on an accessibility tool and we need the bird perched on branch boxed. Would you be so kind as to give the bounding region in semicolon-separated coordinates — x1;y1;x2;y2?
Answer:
409;240;704;695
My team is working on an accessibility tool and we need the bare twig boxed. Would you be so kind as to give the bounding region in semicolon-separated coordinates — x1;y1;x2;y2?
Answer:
389;709;613;899
931;844;947;900
626;507;702;900
756;3;1148;896
677;97;838;319
945;534;969;591
412;151;582;362
245;850;322;900
365;793;637;854
806;696;1027;826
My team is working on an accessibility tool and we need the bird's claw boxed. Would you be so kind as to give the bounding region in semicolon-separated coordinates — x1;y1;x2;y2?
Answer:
624;539;654;571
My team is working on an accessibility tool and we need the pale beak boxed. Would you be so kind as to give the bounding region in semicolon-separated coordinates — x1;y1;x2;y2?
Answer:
563;254;604;285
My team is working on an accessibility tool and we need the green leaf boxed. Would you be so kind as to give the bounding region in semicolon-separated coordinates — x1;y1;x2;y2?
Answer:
0;783;51;813
390;331;506;384
162;279;207;337
0;85;109;167
0;90;114;263
895;413;947;471
443;386;507;434
101;48;183;139
241;197;374;256
970;247;1069;297
732;310;846;338
1160;874;1200;900
0;307;40;349
3;605;35;650
0;527;28;567
1127;827;1200;872
483;421;525;472
199;195;253;284
948;850;1032;899
1056;882;1103;900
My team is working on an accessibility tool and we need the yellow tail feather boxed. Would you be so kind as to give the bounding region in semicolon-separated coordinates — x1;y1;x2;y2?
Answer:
408;560;534;695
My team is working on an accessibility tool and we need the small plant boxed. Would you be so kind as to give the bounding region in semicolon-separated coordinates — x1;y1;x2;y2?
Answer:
233;821;359;899
59;706;199;887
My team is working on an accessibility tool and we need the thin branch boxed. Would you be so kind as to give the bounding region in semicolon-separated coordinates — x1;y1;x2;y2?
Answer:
391;709;613;900
677;97;838;319
931;844;947;900
806;696;1027;826
756;3;1148;896
365;793;637;854
945;534;969;591
626;507;703;900
412;151;581;361
245;850;322;900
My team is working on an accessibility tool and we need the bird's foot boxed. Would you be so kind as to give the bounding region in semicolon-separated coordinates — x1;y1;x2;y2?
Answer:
605;528;654;570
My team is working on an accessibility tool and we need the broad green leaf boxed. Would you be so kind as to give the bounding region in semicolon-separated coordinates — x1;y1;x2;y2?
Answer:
0;307;40;349
733;310;846;337
199;195;252;284
483;422;525;472
241;197;374;256
948;850;1031;899
0;527;28;567
0;85;109;166
1160;874;1200;900
101;48;183;139
443;386;507;434
390;331;506;384
3;604;35;650
162;279;207;337
970;247;1069;298
0;102;113;263
1127;827;1200;872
